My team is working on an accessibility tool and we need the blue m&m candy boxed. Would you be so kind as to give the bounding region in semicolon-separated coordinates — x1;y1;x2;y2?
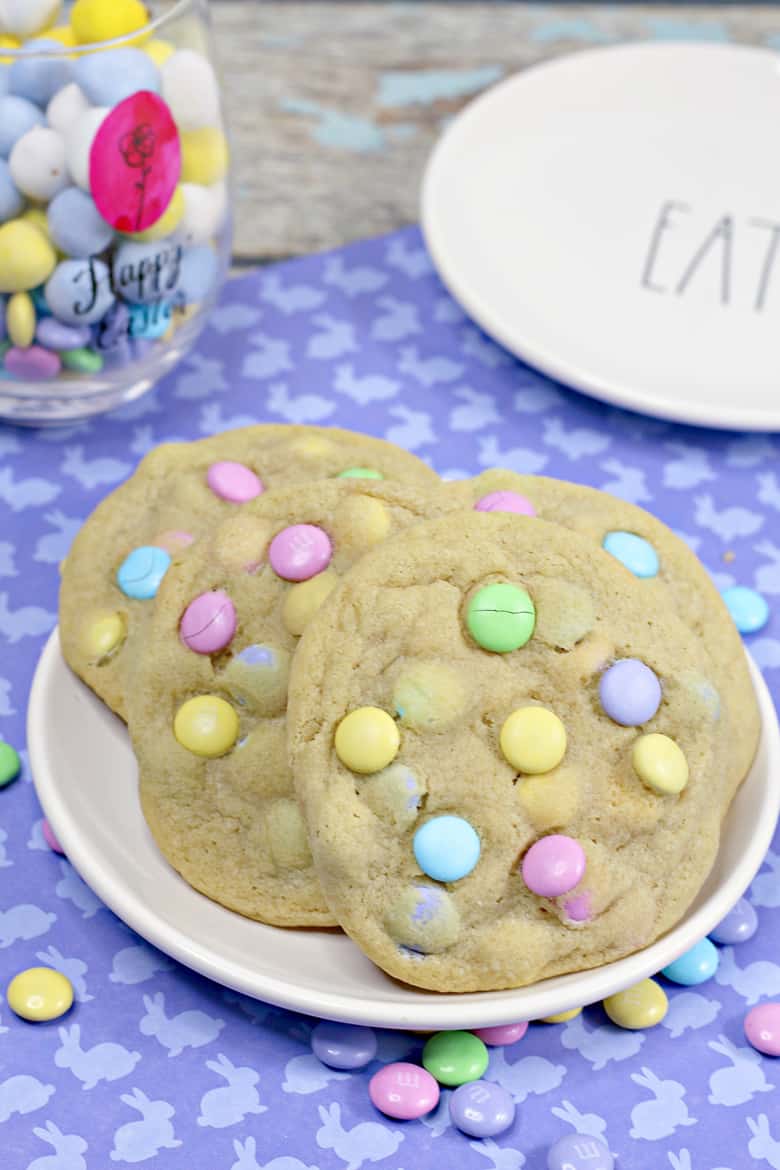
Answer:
721;586;769;635
547;1134;614;1170
413;816;480;883
603;531;659;579
708;897;758;945
599;659;662;726
117;546;171;600
449;1080;515;1138
311;1021;377;1070
661;937;719;986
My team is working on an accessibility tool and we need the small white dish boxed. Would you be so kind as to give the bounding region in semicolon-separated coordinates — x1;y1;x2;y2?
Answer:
28;630;780;1030
422;43;780;430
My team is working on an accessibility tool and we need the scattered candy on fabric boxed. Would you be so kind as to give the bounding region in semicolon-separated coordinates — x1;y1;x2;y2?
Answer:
632;732;688;795
661;938;720;985
422;1031;489;1087
116;545;171;600
414;815;480;883
449;1080;515;1138
744;1002;780;1057
547;1134;614;1170
721;585;770;634
472;1022;528;1047
335;706;399;774
180;589;237;654
466;581;535;653
269;523;332;582
500;706;567;774
0;740;21;787
709;897;758;945
602;530;659;578
474;489;536;515
603;978;668;1029
599;658;662;726
206;460;263;503
173;694;239;758
369;1062;440;1120
310;1021;378;1070
6;966;73;1022
522;834;586;897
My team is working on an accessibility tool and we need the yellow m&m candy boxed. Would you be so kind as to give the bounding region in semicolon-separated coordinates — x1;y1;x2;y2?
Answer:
335;707;399;774
174;694;239;758
632;733;689;795
81;612;126;662
0;220;57;293
7;967;73;1022
7;292;36;348
71;0;148;44
603;978;668;1029
500;706;567;774
540;1007;582;1023
282;569;338;637
180;127;229;186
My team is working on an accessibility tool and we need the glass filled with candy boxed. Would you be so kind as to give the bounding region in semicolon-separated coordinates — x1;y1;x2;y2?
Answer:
0;0;231;423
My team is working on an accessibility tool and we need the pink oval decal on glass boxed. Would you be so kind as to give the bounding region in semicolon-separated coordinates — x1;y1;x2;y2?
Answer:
90;91;181;233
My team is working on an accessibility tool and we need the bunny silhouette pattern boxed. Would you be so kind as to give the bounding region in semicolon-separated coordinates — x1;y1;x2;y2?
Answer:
139;992;224;1057
316;1102;404;1170
630;1068;697;1141
707;1036;774;1107
110;1088;181;1163
197;1055;268;1129
27;1122;88;1170
54;1025;141;1091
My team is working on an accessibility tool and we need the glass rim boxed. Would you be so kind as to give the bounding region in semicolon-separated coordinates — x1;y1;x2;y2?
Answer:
0;0;196;58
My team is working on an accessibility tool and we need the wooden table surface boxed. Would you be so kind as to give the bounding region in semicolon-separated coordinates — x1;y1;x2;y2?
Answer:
211;3;779;262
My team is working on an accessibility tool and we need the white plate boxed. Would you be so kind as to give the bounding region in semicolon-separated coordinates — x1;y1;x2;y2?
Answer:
28;630;780;1030
422;43;780;431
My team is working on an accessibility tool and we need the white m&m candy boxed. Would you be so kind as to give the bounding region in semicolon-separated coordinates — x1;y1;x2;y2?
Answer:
9;127;68;203
162;49;220;131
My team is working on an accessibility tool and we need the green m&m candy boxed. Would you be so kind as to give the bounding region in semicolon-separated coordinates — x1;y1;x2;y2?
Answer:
466;582;535;652
422;1030;489;1086
0;741;21;788
337;467;384;480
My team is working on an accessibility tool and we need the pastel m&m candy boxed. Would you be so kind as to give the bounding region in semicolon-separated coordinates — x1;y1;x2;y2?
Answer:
369;1062;439;1119
599;659;661;726
9;126;68;203
744;1002;780;1056
282;569;338;636
500;706;567;774
0;740;21;787
522;835;585;898
116;546;171;600
81;612;126;661
70;0;148;43
540;1007;582;1023
632;733;688;795
337;467;383;480
269;524;332;582
474;490;535;516
311;1021;377;1070
422;1030;488;1086
180;590;236;654
6;291;35;347
603;978;668;1029
661;938;719;985
180;127;229;186
414;816;480;883
472;1021;528;1046
207;461;264;503
602;531;659;578
335;707;399;774
721;585;769;634
6;967;73;1022
709;897;758;945
449;1080;515;1138
548;1134;614;1170
42;818;64;854
466;582;535;653
174;694;238;758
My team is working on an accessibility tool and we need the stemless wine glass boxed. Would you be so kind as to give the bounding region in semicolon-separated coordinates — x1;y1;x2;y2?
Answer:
0;0;232;424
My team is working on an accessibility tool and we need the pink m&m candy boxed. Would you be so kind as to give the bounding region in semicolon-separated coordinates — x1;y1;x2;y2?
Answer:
563;891;592;922
42;818;65;855
269;524;332;582
475;491;536;517
522;835;586;897
369;1062;440;1120
207;461;264;503
472;1022;528;1047
745;1003;780;1056
180;590;237;654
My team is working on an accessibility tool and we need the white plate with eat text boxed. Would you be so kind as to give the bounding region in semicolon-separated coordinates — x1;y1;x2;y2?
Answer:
422;43;780;431
27;630;780;1030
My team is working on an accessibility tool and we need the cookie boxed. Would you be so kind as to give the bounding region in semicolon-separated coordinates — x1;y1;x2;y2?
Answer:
443;471;760;796
288;512;734;991
59;424;439;719
126;478;449;927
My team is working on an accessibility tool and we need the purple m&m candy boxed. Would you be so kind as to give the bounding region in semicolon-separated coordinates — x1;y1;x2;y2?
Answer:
4;345;61;379
311;1021;378;1070
709;897;758;945
599;659;661;726
207;460;264;504
472;1022;528;1047
474;491;536;517
449;1080;515;1138
180;589;237;655
548;1134;614;1170
522;835;586;898
744;1002;780;1056
269;524;332;582
369;1062;439;1120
